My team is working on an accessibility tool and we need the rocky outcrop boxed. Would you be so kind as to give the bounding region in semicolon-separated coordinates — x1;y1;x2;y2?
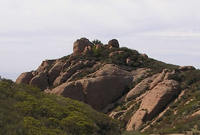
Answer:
108;39;119;48
126;71;180;131
73;38;93;55
16;72;34;84
36;60;55;73
48;61;63;85
125;74;158;101
16;38;198;133
30;72;49;90
47;64;133;111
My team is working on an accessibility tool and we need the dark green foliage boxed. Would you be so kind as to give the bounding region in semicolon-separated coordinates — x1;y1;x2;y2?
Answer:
0;80;120;135
92;39;103;45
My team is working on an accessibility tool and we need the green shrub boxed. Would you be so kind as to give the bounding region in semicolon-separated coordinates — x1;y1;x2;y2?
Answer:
0;79;120;135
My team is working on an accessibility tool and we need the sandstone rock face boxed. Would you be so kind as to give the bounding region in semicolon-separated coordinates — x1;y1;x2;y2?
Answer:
108;39;119;48
36;60;55;73
73;38;93;55
30;72;49;90
126;78;179;131
48;81;85;102
16;72;34;84
125;74;158;101
16;38;191;133
48;64;133;111
53;60;95;86
48;62;63;85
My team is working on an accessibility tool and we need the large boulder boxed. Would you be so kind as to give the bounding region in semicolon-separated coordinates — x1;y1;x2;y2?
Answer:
73;38;93;55
108;39;119;48
47;64;133;111
16;72;34;84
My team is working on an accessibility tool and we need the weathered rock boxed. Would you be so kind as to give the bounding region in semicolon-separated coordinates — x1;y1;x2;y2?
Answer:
16;72;34;84
53;61;84;86
178;66;196;71
62;61;71;71
53;60;96;86
30;72;49;90
149;69;168;89
36;60;55;73
108;39;119;48
49;81;85;102
125;74;158;101
48;62;63;85
83;45;92;54
109;111;125;119
73;38;93;55
48;64;133;111
131;68;151;82
126;79;179;130
91;64;130;77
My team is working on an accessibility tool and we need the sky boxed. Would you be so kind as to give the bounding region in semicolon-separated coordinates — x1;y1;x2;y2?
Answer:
0;0;200;80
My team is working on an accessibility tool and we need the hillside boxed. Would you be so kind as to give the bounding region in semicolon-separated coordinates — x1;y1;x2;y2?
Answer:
16;38;200;134
0;79;120;135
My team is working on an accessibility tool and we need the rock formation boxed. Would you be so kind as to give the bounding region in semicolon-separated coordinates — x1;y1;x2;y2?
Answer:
108;39;120;48
16;38;199;133
73;38;93;55
47;64;133;111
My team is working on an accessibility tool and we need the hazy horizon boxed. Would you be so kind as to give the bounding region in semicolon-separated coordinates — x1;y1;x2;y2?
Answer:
0;0;200;80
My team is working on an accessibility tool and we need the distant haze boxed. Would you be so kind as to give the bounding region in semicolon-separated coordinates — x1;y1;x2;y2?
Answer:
0;0;200;80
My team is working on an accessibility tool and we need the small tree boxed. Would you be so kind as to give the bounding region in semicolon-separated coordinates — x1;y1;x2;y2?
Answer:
92;39;103;45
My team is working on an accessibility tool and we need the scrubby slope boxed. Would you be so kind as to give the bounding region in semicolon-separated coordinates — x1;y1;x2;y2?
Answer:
0;79;120;135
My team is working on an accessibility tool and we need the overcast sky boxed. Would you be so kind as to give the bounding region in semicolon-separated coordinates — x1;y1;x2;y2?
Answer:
0;0;200;80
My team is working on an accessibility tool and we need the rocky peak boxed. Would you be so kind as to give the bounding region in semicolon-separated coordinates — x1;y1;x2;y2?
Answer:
108;39;120;48
73;37;93;55
15;38;200;134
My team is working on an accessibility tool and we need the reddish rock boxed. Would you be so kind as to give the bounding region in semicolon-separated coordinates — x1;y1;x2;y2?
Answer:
48;64;133;111
16;72;34;84
48;62;63;85
36;60;55;73
49;81;85;102
53;61;84;86
126;79;179;130
73;38;93;55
